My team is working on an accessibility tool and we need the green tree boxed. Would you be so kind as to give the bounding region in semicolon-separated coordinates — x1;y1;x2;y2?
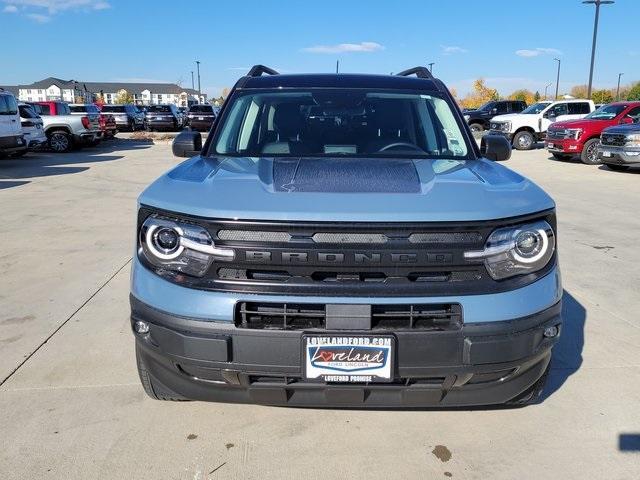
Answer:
627;82;640;101
591;89;613;104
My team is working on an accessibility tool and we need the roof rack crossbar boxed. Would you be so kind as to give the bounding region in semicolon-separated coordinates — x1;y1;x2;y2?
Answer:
247;65;280;77
395;67;434;80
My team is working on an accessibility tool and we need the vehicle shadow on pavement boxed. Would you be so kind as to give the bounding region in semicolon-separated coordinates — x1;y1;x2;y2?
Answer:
597;165;640;175
538;290;585;402
0;139;152;190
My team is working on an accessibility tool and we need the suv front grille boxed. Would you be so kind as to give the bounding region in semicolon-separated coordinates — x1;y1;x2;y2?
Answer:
235;302;462;331
601;133;627;147
137;208;557;297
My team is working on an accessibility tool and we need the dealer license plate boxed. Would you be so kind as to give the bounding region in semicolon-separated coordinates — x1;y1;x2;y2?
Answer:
198;116;204;120
602;151;612;157
547;143;555;149
303;335;394;383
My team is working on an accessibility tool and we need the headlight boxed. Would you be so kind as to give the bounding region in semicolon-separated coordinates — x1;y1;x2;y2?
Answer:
567;128;583;140
464;220;555;280
140;215;234;277
492;121;511;132
626;134;640;147
464;114;470;122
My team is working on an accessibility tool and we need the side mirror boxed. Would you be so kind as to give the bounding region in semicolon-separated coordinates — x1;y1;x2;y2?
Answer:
619;116;633;125
172;130;202;157
491;108;498;114
481;134;512;162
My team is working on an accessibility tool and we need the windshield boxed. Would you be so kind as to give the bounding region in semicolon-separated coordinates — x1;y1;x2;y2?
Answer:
477;102;495;112
210;89;470;158
521;102;552;114
147;105;171;113
102;105;126;113
585;104;625;120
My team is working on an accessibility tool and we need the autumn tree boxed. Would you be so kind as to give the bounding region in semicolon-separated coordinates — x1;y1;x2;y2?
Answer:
459;79;499;109
509;89;535;104
534;91;541;102
115;89;134;104
591;89;613;104
627;82;640;101
570;85;588;99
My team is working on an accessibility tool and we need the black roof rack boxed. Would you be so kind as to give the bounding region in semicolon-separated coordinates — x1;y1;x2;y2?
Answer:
395;67;434;80
247;65;280;77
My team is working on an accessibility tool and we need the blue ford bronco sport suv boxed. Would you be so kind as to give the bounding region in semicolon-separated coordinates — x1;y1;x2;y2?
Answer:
131;66;562;407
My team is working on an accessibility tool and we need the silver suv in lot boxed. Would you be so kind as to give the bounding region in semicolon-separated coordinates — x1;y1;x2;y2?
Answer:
101;104;145;131
0;90;27;158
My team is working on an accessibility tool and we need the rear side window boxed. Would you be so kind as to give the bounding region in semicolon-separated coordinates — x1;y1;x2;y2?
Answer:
37;104;51;115
70;105;87;113
0;94;18;115
568;102;591;115
56;103;71;115
511;102;526;112
495;102;509;114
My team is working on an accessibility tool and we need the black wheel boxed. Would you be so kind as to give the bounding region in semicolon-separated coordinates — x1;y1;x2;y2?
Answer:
48;131;72;153
506;364;550;406
605;163;630;172
136;344;187;401
469;123;484;133
580;138;602;165
513;131;535;151
552;153;572;160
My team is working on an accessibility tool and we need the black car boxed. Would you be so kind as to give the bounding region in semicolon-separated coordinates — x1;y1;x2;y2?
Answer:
186;104;217;131
101;104;145;131
464;100;527;133
145;104;182;131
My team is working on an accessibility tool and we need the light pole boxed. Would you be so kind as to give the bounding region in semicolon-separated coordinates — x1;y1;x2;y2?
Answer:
583;0;615;99
544;82;553;100
191;71;194;90
616;72;624;101
428;62;435;74
554;58;561;99
195;60;201;103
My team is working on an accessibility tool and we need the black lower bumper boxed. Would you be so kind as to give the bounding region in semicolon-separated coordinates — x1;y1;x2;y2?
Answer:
131;297;562;407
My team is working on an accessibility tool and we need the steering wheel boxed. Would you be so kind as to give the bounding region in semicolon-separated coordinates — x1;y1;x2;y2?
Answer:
377;142;424;153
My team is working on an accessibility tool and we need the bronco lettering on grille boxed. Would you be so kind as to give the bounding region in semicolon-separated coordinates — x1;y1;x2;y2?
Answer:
243;251;454;265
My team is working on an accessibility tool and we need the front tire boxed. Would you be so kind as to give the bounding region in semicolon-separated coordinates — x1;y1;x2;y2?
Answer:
48;131;72;153
605;163;630;172
136;344;187;401
469;123;484;133
513;131;535;151
580;138;602;165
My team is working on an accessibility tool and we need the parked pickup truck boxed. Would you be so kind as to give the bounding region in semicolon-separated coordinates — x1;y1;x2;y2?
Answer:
130;65;562;408
598;121;640;171
30;101;102;152
464;100;527;133
490;99;595;150
546;102;640;164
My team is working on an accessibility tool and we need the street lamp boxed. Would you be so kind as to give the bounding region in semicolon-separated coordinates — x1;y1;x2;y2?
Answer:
428;62;435;74
616;73;624;101
544;82;553;100
554;58;561;99
195;60;201;103
191;71;194;90
583;0;615;99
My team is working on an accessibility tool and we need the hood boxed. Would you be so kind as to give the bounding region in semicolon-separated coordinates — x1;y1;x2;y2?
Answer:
490;113;524;122
601;123;640;135
550;118;602;129
139;156;555;222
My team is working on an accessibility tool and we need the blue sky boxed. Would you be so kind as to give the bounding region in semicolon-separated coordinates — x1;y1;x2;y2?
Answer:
1;0;639;98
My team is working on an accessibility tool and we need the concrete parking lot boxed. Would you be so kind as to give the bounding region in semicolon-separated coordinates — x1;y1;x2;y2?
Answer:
1;139;639;479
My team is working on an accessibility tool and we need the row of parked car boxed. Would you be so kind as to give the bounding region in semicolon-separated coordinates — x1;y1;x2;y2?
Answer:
0;88;219;157
464;98;640;171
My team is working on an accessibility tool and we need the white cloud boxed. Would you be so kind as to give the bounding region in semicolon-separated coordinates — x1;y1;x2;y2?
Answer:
516;48;562;58
441;45;468;55
26;12;50;22
302;42;384;54
1;0;110;18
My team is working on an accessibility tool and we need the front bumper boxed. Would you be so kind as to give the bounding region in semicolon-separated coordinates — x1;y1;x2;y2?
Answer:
147;118;177;129
131;292;562;407
0;134;27;154
546;138;583;154
598;145;640;164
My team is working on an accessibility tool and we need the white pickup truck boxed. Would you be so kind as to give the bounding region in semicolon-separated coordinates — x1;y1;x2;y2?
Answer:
28;101;102;152
490;99;595;150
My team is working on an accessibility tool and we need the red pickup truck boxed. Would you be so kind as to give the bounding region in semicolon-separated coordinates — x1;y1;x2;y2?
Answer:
546;102;640;164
